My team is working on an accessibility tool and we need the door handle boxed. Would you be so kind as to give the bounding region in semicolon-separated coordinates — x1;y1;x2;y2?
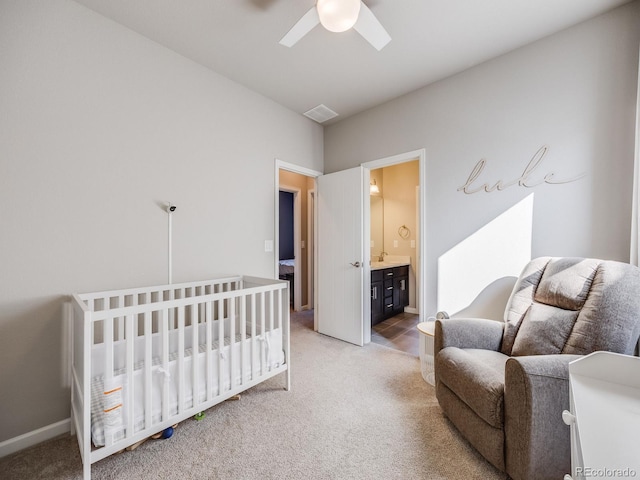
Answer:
350;261;361;267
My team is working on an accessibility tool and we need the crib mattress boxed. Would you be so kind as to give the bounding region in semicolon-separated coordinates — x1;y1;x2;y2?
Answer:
90;331;283;447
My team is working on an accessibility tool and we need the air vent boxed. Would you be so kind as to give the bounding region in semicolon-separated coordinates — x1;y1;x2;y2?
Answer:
303;104;339;123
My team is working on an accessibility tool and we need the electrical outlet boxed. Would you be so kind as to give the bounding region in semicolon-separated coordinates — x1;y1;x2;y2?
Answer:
301;240;305;249
394;240;398;248
264;240;273;252
411;240;416;248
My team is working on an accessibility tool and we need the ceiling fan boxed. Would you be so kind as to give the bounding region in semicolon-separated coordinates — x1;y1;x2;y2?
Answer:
279;0;391;51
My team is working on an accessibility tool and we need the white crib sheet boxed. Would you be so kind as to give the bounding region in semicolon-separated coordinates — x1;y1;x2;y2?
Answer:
90;330;283;447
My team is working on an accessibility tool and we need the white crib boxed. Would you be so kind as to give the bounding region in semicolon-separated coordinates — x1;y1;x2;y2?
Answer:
70;276;290;480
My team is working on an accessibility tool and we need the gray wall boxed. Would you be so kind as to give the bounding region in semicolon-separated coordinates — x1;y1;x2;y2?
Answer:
325;2;640;318
0;0;322;442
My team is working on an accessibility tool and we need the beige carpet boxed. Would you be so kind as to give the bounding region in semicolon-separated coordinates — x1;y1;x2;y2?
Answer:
1;310;507;480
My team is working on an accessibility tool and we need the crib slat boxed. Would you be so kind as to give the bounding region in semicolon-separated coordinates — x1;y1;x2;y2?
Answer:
191;304;199;408
168;289;175;329
260;292;265;376
276;288;282;331
240;295;247;385
144;308;152;431
177;306;185;414
229;298;236;389
281;286;291;391
269;289;274;333
206;301;213;401
217;299;224;396
161;308;169;422
103;316;114;447
250;293;256;381
125;314;134;438
118;295;125;341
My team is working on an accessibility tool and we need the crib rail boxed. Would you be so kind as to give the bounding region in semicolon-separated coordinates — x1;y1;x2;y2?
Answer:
70;276;289;480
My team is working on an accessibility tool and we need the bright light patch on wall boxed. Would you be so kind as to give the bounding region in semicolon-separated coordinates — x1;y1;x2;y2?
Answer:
437;194;534;317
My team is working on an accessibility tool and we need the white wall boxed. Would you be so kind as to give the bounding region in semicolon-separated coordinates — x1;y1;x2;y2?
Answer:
325;1;640;317
0;0;322;443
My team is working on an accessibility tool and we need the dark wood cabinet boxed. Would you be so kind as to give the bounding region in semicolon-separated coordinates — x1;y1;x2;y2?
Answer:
371;270;385;325
371;265;409;325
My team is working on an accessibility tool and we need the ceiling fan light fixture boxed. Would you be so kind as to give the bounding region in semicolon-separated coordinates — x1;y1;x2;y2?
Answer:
317;0;361;33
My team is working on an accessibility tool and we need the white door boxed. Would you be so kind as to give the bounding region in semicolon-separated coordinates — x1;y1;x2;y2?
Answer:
316;166;368;346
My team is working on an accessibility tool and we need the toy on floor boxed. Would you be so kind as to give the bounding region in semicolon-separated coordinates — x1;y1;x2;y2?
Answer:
151;424;178;440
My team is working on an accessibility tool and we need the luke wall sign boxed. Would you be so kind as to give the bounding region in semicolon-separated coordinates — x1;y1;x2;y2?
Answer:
457;146;586;194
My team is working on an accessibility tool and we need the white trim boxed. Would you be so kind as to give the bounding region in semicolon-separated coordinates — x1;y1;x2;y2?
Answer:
362;148;427;322
307;189;316;309
362;166;371;344
363;148;425;170
276;159;323;178
0;418;70;458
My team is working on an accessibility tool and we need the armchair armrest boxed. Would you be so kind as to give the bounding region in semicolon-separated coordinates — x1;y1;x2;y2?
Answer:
434;318;504;355
504;354;582;480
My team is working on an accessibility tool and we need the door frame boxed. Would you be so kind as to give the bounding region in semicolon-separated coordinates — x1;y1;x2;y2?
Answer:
307;188;315;308
275;159;322;326
362;148;427;322
274;148;426;340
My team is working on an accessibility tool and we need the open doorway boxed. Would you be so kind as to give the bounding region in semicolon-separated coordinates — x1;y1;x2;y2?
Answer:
278;190;296;308
363;149;426;354
368;161;421;355
275;161;321;325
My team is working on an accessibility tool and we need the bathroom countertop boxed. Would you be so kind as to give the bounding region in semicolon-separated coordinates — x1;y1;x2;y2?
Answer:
371;261;410;270
370;255;411;270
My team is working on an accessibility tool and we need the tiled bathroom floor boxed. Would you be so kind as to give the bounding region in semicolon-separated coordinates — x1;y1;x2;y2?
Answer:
371;313;420;356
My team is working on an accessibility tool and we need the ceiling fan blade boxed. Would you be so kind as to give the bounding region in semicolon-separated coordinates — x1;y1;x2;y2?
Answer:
353;2;391;51
279;6;320;47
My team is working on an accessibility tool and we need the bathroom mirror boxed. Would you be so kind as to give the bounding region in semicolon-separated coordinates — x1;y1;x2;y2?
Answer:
370;195;384;259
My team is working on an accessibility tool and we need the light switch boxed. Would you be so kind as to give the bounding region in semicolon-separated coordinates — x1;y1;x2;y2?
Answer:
411;240;416;248
264;240;273;252
394;240;398;248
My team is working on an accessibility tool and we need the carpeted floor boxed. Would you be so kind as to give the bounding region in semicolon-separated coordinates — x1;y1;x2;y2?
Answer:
1;310;507;479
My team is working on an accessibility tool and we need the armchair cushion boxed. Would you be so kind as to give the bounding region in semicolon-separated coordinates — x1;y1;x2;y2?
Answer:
436;348;509;429
435;317;504;354
511;303;578;356
533;257;599;310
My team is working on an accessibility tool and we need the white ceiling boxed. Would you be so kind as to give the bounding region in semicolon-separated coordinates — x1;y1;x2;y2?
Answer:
72;0;632;125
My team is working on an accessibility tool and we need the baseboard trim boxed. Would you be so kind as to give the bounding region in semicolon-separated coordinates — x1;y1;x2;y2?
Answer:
404;307;419;315
0;418;70;458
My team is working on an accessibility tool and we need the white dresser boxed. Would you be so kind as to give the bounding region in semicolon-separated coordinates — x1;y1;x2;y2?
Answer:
563;351;640;480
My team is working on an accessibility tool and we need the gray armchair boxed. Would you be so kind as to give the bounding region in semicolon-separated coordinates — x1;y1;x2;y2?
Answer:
434;257;640;480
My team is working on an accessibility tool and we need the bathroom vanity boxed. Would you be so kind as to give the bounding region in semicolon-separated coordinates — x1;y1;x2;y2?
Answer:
371;262;409;325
